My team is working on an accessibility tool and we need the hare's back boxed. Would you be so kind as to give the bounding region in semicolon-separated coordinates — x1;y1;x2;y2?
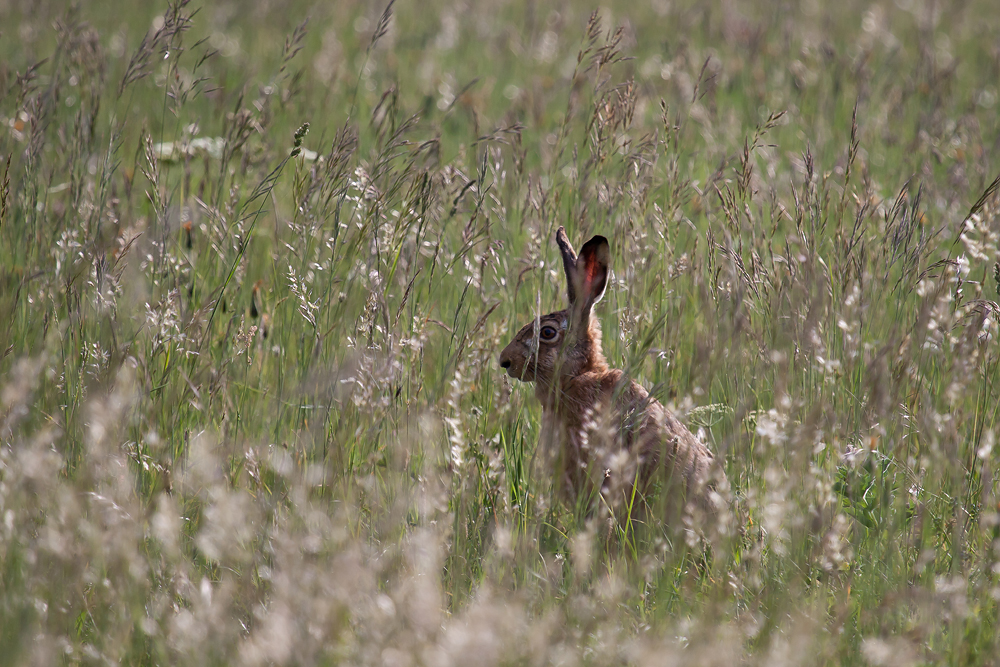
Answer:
655;404;714;486
601;371;715;491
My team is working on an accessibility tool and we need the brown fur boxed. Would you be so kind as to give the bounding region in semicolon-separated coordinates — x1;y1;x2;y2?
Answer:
499;228;723;514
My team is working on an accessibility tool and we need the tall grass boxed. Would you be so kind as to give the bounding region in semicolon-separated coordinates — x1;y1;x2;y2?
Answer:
1;0;999;664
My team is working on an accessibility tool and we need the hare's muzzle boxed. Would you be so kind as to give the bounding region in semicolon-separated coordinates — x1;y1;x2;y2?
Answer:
499;348;514;371
499;344;527;380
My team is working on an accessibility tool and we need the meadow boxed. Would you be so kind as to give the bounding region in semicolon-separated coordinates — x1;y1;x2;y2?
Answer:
1;0;999;663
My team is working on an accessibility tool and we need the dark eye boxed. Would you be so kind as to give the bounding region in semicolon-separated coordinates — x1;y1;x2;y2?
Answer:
539;325;558;341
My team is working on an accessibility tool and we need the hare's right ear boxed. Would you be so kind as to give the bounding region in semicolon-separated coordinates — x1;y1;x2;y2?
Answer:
556;226;580;304
557;227;609;321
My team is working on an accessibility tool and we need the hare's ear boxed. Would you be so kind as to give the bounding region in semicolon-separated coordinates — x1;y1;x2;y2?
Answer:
557;227;610;317
556;226;579;304
575;235;610;311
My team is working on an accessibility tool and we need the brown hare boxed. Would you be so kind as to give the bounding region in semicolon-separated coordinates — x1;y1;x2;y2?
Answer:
499;227;725;521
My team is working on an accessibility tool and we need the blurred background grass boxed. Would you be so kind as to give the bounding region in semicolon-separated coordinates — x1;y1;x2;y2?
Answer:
1;0;999;664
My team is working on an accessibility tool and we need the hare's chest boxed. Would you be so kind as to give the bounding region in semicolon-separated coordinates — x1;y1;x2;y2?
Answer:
549;402;624;466
537;409;601;502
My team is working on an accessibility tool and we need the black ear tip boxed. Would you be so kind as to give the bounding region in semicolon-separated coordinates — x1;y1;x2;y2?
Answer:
580;235;610;257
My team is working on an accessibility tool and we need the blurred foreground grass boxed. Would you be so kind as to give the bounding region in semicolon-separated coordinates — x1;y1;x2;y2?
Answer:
1;0;1000;664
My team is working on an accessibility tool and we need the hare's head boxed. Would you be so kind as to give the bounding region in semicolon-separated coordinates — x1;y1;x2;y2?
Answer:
499;227;610;389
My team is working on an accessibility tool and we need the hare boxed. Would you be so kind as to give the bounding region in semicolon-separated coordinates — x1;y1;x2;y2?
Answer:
499;227;724;518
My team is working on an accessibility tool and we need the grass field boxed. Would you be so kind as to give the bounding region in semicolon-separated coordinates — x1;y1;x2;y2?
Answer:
2;0;1000;663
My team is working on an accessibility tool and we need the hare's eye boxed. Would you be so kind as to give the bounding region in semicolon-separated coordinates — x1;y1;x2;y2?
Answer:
539;325;558;341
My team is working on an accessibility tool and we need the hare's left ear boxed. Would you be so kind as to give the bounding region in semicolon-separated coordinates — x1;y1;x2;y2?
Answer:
557;226;609;322
575;235;610;311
